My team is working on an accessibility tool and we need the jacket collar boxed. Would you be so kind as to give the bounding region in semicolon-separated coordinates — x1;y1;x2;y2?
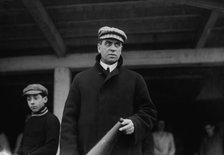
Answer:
31;106;48;117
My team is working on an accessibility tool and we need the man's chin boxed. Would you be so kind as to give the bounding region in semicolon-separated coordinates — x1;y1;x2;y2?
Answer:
107;58;118;63
108;61;117;65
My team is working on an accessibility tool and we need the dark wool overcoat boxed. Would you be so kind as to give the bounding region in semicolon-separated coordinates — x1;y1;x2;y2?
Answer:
60;54;157;155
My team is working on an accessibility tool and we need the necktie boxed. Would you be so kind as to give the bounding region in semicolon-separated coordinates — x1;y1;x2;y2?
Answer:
106;67;110;74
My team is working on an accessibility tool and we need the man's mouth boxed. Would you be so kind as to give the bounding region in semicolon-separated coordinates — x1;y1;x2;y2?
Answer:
108;54;116;57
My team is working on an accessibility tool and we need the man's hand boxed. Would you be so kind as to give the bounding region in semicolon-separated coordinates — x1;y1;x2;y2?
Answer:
119;118;134;134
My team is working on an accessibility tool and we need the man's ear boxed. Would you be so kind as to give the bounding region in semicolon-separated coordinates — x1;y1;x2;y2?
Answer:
97;43;101;53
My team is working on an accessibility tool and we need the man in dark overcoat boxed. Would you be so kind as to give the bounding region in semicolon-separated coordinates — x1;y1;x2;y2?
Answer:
60;26;157;155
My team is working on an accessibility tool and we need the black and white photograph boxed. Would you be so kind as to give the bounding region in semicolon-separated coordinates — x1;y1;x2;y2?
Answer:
0;0;224;155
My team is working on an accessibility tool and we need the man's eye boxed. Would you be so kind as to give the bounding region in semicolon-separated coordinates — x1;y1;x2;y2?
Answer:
105;41;112;46
115;42;121;47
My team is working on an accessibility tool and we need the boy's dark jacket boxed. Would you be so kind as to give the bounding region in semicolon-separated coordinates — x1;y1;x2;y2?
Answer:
18;111;60;155
60;54;157;155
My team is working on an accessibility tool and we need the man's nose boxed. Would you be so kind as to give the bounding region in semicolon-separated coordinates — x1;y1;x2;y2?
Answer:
110;43;117;51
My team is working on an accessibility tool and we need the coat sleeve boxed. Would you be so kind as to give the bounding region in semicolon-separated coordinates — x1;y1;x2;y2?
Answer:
31;115;60;155
60;76;81;155
129;74;157;144
142;131;154;155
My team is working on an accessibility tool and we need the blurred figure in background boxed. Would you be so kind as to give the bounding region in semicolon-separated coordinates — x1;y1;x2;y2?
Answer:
0;131;11;155
198;123;223;155
153;120;175;155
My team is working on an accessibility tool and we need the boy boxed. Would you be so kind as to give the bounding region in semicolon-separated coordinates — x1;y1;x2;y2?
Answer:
18;84;60;155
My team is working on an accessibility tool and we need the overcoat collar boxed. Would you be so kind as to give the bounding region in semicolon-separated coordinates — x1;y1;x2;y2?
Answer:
94;54;123;82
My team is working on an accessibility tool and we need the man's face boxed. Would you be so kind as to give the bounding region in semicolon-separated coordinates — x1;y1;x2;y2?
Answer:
158;121;165;131
26;94;47;113
98;39;123;65
205;124;214;136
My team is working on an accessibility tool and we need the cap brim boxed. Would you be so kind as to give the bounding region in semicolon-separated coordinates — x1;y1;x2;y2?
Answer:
23;90;42;96
100;34;124;43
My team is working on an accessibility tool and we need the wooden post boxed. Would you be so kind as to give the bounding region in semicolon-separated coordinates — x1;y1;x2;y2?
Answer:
53;67;71;122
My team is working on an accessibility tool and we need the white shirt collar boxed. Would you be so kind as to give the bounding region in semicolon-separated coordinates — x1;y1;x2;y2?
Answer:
100;61;118;72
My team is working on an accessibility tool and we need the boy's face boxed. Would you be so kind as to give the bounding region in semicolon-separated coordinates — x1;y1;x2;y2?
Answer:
26;94;47;113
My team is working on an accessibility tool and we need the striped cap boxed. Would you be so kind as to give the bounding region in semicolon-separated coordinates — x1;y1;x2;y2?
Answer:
98;26;127;43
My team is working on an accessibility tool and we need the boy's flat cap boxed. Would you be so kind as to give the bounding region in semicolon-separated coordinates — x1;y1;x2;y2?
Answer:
98;26;127;43
23;84;48;96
